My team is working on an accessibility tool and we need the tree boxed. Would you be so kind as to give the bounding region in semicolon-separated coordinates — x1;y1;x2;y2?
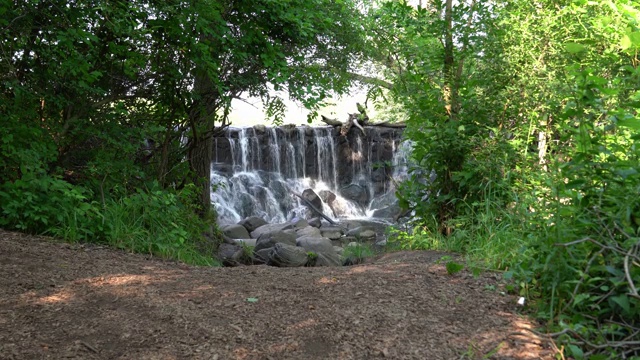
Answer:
182;0;365;214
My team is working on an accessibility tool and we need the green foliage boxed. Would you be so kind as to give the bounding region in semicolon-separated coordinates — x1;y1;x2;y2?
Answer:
0;173;94;234
0;173;217;265
372;0;640;357
445;261;464;275
343;243;375;264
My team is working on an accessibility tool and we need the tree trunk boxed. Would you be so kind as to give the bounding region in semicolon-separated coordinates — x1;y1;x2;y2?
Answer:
443;0;455;120
188;66;219;216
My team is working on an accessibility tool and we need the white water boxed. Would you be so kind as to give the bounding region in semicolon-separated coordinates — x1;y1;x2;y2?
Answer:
211;126;409;225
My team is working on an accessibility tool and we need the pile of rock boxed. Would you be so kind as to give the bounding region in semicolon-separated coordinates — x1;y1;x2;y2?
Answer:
217;216;381;267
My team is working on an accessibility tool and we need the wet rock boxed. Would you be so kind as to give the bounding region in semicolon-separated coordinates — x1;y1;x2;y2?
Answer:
318;190;337;204
340;184;369;204
308;217;322;228
371;205;402;219
289;217;309;229
253;124;266;133
222;224;250;239
238;216;268;233
302;188;323;212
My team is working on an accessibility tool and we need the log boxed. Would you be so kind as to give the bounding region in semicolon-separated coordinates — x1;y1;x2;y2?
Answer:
292;192;337;225
320;115;343;127
352;118;365;134
367;121;406;128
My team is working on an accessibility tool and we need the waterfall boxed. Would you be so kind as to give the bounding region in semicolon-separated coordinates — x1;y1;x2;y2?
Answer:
268;128;281;174
211;125;406;224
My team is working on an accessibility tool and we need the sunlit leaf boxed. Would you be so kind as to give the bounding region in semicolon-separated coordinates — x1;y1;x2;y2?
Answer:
565;42;587;53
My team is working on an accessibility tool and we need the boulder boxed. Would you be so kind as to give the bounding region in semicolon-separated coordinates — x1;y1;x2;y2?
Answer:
222;224;251;239
253;248;272;264
333;246;345;256
233;238;257;247
371;204;402;219
254;230;297;252
296;236;335;255
238;216;268;233
308;217;322;228
339;184;369;204
250;223;295;239
289;217;309;229
253;124;266;133
318;190;337;204
269;243;309;267
301;188;323;212
217;243;244;266
320;226;343;240
296;236;341;267
346;227;376;241
315;252;342;267
296;226;322;238
339;236;358;245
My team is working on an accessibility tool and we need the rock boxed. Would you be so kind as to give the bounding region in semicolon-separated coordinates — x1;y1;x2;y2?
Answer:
318;190;337;204
238;216;268;233
253;248;272;264
339;236;358;245
269;243;309;267
283;229;297;237
320;226;343;240
333;246;344;256
359;229;377;241
217;243;244;266
301;188;323;212
346;227;376;241
253;124;266;133
222;224;250;239
250;223;295;239
371;204;402;219
289;217;309;229
340;220;362;231
296;236;341;267
308;217;322;228
233;238;257;247
254;230;297;252
347;241;359;248
340;184;369;204
315;252;342;267
296;236;334;255
296;226;322;238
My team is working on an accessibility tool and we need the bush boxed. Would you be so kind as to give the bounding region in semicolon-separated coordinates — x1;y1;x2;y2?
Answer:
0;172;95;234
0;174;219;266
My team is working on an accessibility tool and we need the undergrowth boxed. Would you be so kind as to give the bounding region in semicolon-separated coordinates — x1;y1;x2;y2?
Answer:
0;174;220;266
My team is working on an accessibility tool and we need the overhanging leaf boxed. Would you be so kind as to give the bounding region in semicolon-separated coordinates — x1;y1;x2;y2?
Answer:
565;42;586;53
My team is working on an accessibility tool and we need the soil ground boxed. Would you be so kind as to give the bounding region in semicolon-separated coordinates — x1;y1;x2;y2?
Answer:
0;229;554;359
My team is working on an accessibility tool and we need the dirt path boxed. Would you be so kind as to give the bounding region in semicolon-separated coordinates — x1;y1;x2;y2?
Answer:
0;230;553;359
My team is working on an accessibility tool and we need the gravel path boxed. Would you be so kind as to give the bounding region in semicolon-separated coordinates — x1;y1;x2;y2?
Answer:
0;230;553;359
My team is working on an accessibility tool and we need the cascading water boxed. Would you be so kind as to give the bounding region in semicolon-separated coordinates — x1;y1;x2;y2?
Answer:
211;125;407;225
